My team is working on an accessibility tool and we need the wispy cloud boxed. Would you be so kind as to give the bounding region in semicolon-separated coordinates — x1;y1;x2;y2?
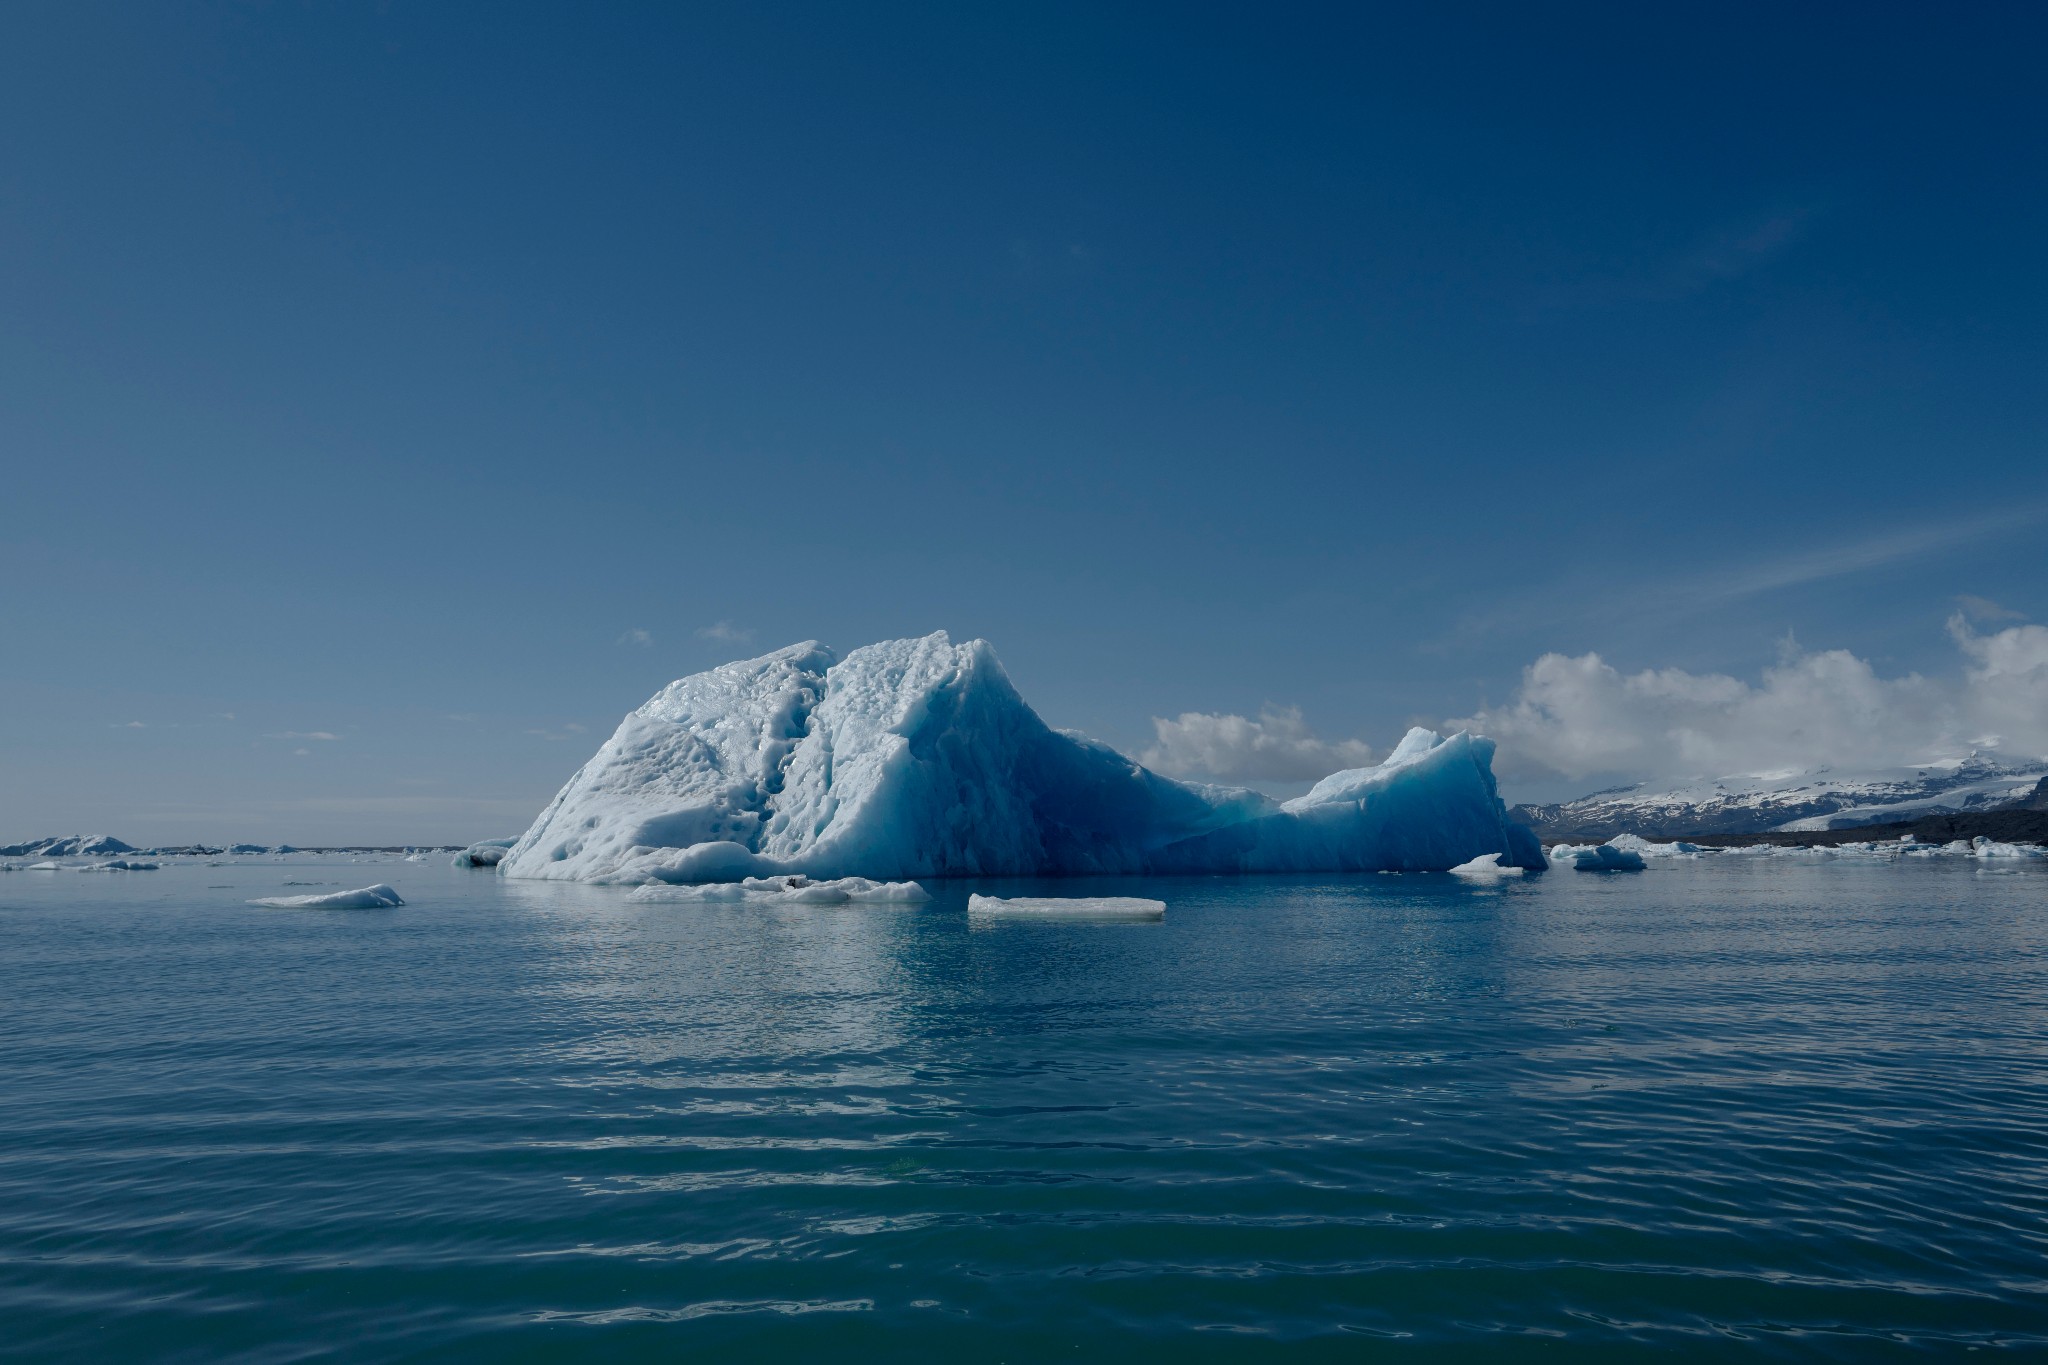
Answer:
617;628;653;647
696;621;755;645
112;720;146;729
524;723;588;742
1676;505;2048;611
445;712;482;723
1440;503;2048;652
1956;594;2026;622
269;731;340;741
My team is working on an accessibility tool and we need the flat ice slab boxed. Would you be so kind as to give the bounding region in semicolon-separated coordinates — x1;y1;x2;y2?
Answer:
967;894;1166;920
629;875;929;905
1449;853;1524;879
250;884;405;909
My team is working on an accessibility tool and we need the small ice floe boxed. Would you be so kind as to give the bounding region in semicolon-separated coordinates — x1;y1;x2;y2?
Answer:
629;875;930;905
966;894;1166;920
250;884;405;909
1448;853;1523;880
453;838;519;868
1973;836;2046;859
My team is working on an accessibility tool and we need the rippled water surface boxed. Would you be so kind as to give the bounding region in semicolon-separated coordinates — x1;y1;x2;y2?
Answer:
5;856;2048;1360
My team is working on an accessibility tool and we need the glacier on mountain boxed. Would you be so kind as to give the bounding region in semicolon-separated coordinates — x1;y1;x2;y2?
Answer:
499;632;1544;884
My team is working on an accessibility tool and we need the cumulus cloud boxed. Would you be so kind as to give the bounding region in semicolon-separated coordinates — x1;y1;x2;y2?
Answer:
1141;705;1375;783
696;621;755;645
1452;616;2048;785
618;628;653;647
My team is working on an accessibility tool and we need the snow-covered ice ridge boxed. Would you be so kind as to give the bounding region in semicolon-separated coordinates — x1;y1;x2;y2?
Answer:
1514;756;2048;839
500;632;1545;884
1548;834;2045;864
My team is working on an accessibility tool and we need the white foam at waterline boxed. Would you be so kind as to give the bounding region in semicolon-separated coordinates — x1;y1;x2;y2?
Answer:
250;884;405;909
967;894;1166;920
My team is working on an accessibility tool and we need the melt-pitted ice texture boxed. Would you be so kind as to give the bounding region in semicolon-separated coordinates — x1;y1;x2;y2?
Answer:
499;632;1545;883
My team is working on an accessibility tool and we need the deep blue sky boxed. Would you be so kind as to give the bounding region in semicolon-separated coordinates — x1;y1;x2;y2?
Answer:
4;2;2045;843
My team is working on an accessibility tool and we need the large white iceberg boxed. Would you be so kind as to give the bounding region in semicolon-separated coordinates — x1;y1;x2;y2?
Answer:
500;632;1545;884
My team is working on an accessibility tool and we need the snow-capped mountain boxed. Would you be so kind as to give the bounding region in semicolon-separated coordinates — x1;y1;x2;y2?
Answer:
1511;755;2048;841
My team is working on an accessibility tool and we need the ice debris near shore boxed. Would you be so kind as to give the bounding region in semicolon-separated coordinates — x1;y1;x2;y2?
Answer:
628;875;929;905
498;632;1545;885
250;884;405;909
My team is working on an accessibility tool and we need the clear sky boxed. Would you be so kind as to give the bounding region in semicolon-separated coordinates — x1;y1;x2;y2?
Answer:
4;3;2045;844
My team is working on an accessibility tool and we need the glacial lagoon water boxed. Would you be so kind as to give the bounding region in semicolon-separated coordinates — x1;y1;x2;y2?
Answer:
4;855;2047;1360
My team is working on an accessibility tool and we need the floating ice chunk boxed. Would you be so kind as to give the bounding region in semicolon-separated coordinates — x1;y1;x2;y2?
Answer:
1973;836;2046;859
629;875;930;905
1448;853;1523;879
1605;834;1702;859
25;861;64;871
501;634;1542;884
453;838;519;868
967;894;1166;920
1571;844;1647;872
250;884;405;909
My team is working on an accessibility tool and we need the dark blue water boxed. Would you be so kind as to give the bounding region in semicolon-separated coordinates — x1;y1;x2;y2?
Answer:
5;856;2048;1360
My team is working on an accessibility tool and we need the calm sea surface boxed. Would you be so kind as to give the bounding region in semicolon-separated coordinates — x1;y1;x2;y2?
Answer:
4;855;2047;1360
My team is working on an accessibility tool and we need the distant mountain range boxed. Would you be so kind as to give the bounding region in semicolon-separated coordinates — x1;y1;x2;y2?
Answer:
1511;756;2048;841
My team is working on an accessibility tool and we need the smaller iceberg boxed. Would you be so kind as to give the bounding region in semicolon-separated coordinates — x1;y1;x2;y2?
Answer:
628;875;929;905
1550;841;1648;871
967;894;1166;920
1449;853;1523;880
1973;836;2046;859
251;884;405;909
454;838;519;868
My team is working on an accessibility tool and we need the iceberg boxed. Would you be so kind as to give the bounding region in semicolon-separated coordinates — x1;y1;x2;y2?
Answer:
1448;852;1524;879
0;834;136;858
250;884;405;909
453;838;519;868
499;633;1544;884
967;894;1166;920
1549;841;1648;871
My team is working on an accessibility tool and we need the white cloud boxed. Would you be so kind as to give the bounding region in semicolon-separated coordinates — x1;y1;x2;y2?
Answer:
696;621;755;645
1141;705;1375;783
269;731;339;741
618;628;653;647
1452;616;2048;785
113;720;146;729
293;748;311;757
